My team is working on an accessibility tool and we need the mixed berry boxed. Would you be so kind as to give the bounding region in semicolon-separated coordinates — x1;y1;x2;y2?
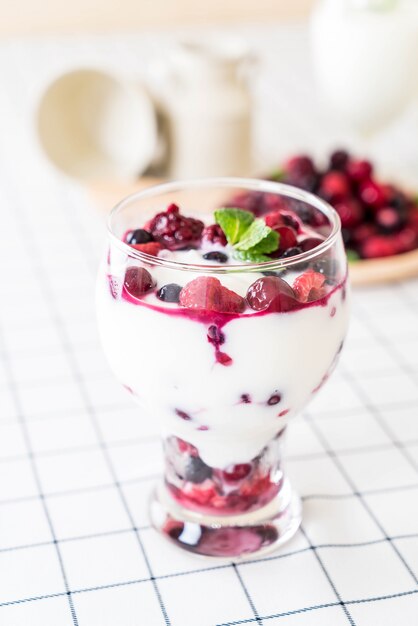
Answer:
270;150;418;259
118;201;340;317
164;430;285;516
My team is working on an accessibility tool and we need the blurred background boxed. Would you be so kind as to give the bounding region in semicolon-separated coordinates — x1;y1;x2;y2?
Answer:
2;0;315;34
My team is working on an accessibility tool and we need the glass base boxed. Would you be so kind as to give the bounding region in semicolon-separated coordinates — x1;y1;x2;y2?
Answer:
149;478;302;560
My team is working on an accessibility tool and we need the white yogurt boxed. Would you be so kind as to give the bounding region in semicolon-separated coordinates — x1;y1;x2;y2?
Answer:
97;269;349;468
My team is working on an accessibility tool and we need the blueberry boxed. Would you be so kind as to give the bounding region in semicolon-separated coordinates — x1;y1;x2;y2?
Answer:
184;456;212;483
207;325;225;346
281;246;303;259
312;258;337;278
126;229;154;245
261;270;280;277
329;150;349;171
202;251;228;263
267;393;281;406
157;283;182;303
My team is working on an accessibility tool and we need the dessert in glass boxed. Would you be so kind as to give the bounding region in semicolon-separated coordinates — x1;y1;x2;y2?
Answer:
97;178;350;559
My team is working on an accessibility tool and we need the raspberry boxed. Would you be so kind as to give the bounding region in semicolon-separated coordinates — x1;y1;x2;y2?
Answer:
179;277;245;314
246;276;298;312
202;224;227;246
124;267;155;297
146;203;204;250
131;242;164;256
293;270;326;303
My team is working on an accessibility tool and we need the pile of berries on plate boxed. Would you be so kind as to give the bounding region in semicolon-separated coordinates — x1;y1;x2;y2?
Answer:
275;150;418;260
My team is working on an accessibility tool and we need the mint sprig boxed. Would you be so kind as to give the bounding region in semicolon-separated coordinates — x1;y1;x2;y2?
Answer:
215;207;280;262
214;208;254;245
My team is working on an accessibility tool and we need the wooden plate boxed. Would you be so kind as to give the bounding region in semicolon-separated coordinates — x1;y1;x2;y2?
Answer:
89;179;418;286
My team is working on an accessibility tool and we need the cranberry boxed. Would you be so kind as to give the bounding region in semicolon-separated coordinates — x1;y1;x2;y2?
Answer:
284;155;316;177
283;156;319;191
202;251;228;263
228;191;286;216
267;393;281;405
124;267;155;297
347;159;373;183
246;276;298;312
393;227;417;253
319;171;351;202
360;236;397;259
223;464;252;482
329;150;349;171
352;223;377;244
157;283;182;303
202;224;227;246
126;228;154;244
147;203;204;250
359;180;388;209
276;226;298;253
299;237;324;252
376;207;404;233
240;394;251;404
334;199;364;228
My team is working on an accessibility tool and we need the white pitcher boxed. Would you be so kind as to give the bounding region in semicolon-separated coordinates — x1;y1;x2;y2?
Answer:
310;0;418;133
152;38;254;179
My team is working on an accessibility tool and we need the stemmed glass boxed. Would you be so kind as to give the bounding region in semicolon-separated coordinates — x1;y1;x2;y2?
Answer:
97;178;350;559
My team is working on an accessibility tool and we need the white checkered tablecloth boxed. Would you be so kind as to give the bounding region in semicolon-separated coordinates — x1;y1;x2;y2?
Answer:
0;25;417;626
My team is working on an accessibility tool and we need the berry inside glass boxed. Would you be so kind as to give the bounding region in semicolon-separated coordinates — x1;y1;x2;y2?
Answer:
97;178;350;559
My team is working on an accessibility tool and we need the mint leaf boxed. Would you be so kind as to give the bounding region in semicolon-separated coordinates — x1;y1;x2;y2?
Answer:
250;229;279;254
233;250;272;263
215;208;254;245
235;219;271;251
346;250;360;263
269;169;284;182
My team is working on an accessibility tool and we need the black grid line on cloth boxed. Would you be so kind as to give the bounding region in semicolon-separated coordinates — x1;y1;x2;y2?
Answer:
3;186;172;626
304;411;418;586
0;37;416;622
0;325;79;626
216;589;418;625
232;563;264;626
0;469;416;510
298;526;356;626
348;306;418;472
0;529;416;580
